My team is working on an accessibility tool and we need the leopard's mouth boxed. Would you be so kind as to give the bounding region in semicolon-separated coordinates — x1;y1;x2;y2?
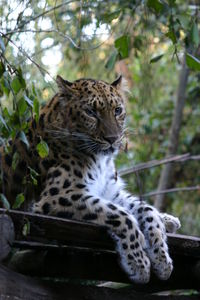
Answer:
73;136;121;155
100;142;121;155
102;146;116;155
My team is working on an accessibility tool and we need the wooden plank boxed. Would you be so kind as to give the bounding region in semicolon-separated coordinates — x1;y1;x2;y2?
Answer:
1;208;200;291
168;233;200;257
1;208;200;257
0;264;199;300
14;233;200;258
8;246;125;282
0;208;113;250
8;245;200;292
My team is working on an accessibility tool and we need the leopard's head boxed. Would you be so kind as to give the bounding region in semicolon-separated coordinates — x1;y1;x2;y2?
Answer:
43;75;128;155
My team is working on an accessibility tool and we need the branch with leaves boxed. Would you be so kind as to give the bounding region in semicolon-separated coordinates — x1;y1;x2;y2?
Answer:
0;31;56;86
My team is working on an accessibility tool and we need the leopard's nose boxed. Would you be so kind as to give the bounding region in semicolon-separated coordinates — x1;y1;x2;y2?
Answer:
104;136;118;145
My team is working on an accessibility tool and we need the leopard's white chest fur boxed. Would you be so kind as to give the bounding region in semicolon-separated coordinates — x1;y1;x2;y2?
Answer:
86;155;124;200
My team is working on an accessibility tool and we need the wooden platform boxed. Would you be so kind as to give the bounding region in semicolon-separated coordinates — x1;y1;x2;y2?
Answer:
0;208;200;299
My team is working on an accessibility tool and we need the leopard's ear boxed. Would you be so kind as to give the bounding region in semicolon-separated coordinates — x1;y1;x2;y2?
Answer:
56;75;74;95
111;75;129;95
111;75;122;88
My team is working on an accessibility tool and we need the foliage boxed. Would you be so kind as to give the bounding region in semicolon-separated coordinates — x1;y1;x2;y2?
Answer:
0;0;200;235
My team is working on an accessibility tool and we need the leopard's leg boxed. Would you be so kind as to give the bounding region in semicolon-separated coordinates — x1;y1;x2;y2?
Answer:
160;213;181;233
129;199;173;280
110;188;177;280
33;193;150;283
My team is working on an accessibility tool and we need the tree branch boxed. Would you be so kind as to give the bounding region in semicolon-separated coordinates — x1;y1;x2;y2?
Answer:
3;28;114;51
119;153;195;176
143;185;200;198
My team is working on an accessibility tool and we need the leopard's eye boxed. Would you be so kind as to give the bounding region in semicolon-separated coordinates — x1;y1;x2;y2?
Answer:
85;108;96;117
115;107;122;116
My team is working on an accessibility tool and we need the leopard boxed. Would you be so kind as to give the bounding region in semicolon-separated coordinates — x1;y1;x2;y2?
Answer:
0;74;181;283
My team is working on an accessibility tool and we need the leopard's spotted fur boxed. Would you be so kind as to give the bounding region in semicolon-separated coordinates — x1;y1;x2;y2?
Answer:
0;75;180;283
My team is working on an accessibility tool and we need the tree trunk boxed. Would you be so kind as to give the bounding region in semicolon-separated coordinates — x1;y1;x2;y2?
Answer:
0;214;15;261
154;54;189;211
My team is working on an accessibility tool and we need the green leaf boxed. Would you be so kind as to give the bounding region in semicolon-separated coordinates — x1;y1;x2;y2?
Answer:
0;193;10;210
114;35;130;59
150;54;164;63
191;22;199;47
36;140;49;158
105;51;118;70
11;76;22;94
1;75;10;96
166;30;177;44
177;15;190;29
147;0;164;13
186;53;200;71
30;174;38;185
13;193;25;209
33;98;40;121
28;166;39;186
17;68;26;89
28;166;39;178
22;221;30;236
32;83;37;96
24;95;33;107
18;97;28;115
0;36;5;52
168;0;176;6
3;107;10;119
101;9;121;23
19;131;29;148
12;151;20;171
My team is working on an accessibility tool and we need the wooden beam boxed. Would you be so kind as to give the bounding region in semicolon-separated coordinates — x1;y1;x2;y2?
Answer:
0;208;113;250
167;233;200;257
0;264;199;300
1;208;200;291
1;208;200;255
8;244;200;292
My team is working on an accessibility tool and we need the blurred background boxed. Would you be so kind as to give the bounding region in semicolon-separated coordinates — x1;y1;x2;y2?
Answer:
0;0;200;235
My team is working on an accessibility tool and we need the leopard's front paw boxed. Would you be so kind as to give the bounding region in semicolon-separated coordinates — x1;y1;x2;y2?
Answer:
161;213;181;233
149;250;173;280
146;228;173;280
32;202;43;214
111;231;151;284
132;203;174;280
